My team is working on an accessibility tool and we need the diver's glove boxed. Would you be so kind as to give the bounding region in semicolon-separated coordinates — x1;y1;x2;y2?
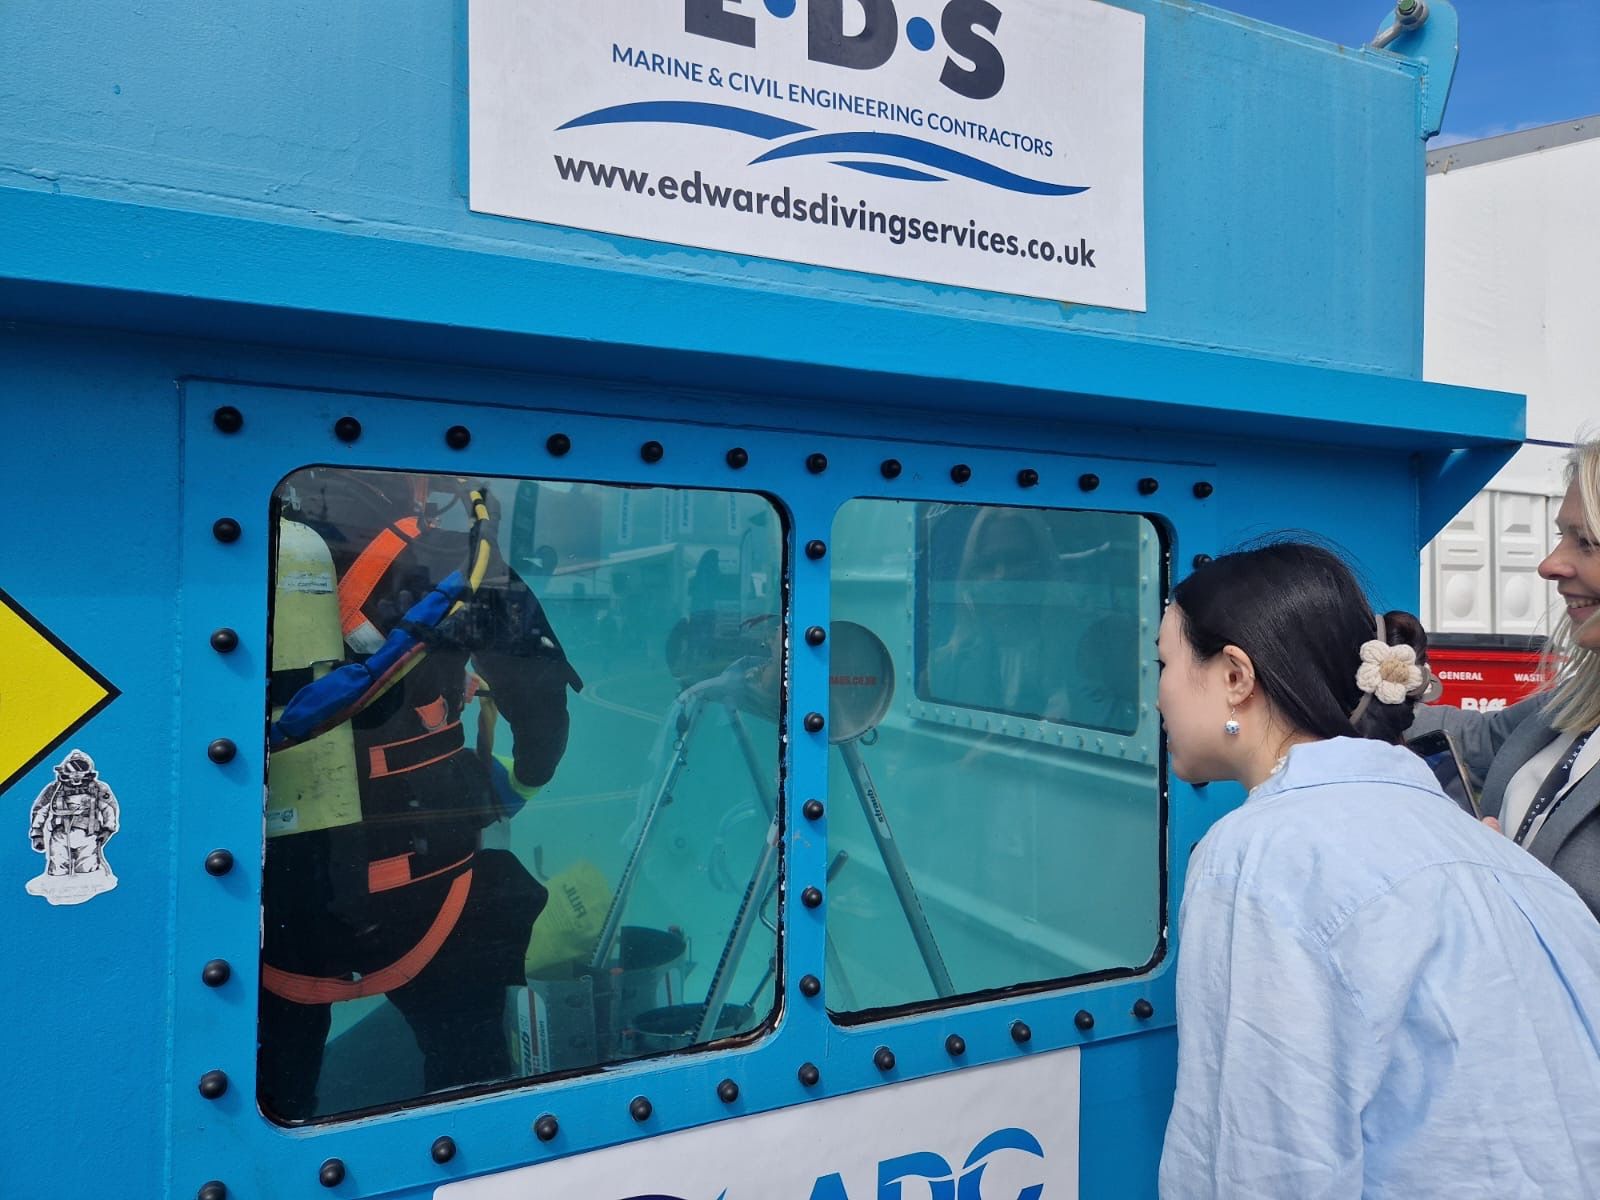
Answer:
489;753;542;819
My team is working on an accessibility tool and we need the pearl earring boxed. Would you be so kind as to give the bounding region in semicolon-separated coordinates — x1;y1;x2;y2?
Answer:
1224;708;1241;736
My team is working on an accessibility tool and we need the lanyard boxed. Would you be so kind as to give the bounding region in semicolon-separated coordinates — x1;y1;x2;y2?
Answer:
1514;730;1596;846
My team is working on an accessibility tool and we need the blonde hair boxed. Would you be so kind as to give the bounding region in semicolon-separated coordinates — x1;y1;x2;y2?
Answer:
1543;437;1600;734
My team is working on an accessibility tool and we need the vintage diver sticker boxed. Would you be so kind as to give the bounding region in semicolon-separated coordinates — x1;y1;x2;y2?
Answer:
0;585;119;797
25;749;120;906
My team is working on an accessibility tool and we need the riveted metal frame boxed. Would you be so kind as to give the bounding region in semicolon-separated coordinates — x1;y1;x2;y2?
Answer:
172;376;1218;1197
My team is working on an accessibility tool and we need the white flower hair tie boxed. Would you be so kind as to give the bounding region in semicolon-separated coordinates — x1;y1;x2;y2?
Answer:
1356;639;1424;705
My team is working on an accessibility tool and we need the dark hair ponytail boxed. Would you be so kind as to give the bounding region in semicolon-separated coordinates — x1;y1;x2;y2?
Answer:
1170;542;1428;745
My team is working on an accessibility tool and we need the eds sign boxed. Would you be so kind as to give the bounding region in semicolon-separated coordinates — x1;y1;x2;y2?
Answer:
469;0;1145;309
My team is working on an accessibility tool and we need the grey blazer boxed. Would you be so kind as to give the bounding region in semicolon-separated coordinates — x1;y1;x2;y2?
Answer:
1411;698;1600;921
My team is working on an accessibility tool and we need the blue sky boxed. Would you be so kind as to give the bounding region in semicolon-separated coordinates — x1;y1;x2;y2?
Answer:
1206;0;1600;144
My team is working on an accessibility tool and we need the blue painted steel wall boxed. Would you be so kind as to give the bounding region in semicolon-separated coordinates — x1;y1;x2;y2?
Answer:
0;2;1521;1199
1;1;1428;375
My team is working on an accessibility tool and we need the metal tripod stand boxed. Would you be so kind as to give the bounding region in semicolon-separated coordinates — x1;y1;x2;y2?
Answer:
589;622;953;1047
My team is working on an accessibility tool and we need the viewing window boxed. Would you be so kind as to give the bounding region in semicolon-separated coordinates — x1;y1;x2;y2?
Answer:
260;467;784;1121
825;499;1162;1017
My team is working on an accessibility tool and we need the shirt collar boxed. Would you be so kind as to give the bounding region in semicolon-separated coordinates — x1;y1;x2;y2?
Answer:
1248;736;1437;802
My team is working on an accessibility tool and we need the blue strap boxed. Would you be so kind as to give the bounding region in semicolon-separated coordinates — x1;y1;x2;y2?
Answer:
270;571;468;748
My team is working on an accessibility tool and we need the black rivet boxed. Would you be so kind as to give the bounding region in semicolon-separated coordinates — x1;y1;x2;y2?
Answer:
880;458;902;479
1192;554;1214;569
318;1159;345;1188
1192;481;1214;499
1075;1009;1095;1031
207;738;236;764
801;886;823;909
1137;477;1160;496
726;447;749;469
445;425;471;450
805;625;826;646
717;1078;740;1103
629;1096;653;1123
945;1034;966;1057
204;849;234;877
873;1046;896;1072
797;1062;820;1087
431;1136;456;1164
798;974;821;998
198;1183;228;1200
334;416;362;444
803;712;825;734
212;407;243;434
806;453;828;474
802;798;825;821
533;1114;559;1142
201;959;232;988
1078;473;1100;492
1010;1020;1032;1044
209;628;239;653
212;518;241;544
1017;468;1039;488
805;540;827;560
640;440;664;463
546;433;571;457
198;1070;228;1100
1133;999;1155;1020
950;464;972;484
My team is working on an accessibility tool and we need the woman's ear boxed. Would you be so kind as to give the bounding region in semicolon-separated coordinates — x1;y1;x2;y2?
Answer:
1220;644;1257;706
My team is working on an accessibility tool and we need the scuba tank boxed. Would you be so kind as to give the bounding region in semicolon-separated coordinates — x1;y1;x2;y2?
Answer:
265;518;362;837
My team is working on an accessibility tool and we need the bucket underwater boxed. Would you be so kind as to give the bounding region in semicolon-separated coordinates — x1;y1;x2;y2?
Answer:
516;960;603;1075
623;1003;756;1056
599;925;690;1054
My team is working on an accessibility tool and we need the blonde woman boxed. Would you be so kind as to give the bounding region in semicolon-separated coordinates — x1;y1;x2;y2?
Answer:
1411;438;1600;918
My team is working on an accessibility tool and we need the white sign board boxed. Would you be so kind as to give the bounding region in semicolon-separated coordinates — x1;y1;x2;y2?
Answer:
470;1;1145;309
436;1047;1080;1199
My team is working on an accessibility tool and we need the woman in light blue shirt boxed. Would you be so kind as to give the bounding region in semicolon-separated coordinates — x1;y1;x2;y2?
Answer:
1157;542;1600;1199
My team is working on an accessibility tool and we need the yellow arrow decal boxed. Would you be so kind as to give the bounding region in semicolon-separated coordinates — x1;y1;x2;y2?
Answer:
0;587;119;796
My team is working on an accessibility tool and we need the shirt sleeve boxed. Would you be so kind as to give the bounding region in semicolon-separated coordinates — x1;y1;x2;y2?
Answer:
1159;877;1381;1200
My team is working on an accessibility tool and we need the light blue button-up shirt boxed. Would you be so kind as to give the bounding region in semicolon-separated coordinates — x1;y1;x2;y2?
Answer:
1160;737;1600;1199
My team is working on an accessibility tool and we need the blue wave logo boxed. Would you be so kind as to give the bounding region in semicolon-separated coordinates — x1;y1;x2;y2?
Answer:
558;101;1086;197
958;1127;1046;1200
563;100;812;141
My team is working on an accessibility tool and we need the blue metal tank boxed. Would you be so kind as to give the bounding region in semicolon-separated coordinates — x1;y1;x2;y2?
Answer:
0;2;1518;1197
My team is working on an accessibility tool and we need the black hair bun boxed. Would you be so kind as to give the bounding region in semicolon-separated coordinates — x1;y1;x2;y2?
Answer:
1352;609;1430;743
1382;610;1428;662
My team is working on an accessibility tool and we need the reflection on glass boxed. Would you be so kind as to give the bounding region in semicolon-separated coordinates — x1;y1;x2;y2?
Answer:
827;500;1161;1017
920;505;1143;732
260;468;783;1121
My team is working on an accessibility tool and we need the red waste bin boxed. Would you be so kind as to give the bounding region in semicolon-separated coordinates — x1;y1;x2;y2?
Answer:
1425;635;1546;713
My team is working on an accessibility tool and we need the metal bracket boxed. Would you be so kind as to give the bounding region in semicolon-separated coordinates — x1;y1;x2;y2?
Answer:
1371;0;1460;140
1415;442;1521;546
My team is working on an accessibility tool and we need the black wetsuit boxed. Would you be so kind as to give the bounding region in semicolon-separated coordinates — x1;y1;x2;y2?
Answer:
258;478;581;1121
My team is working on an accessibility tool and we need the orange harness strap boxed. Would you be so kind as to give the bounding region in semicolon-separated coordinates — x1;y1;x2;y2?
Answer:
261;868;473;1005
365;719;464;780
366;850;475;895
337;517;422;647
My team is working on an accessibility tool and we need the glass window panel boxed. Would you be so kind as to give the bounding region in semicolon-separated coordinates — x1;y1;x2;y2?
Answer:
260;467;783;1121
826;499;1162;1017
